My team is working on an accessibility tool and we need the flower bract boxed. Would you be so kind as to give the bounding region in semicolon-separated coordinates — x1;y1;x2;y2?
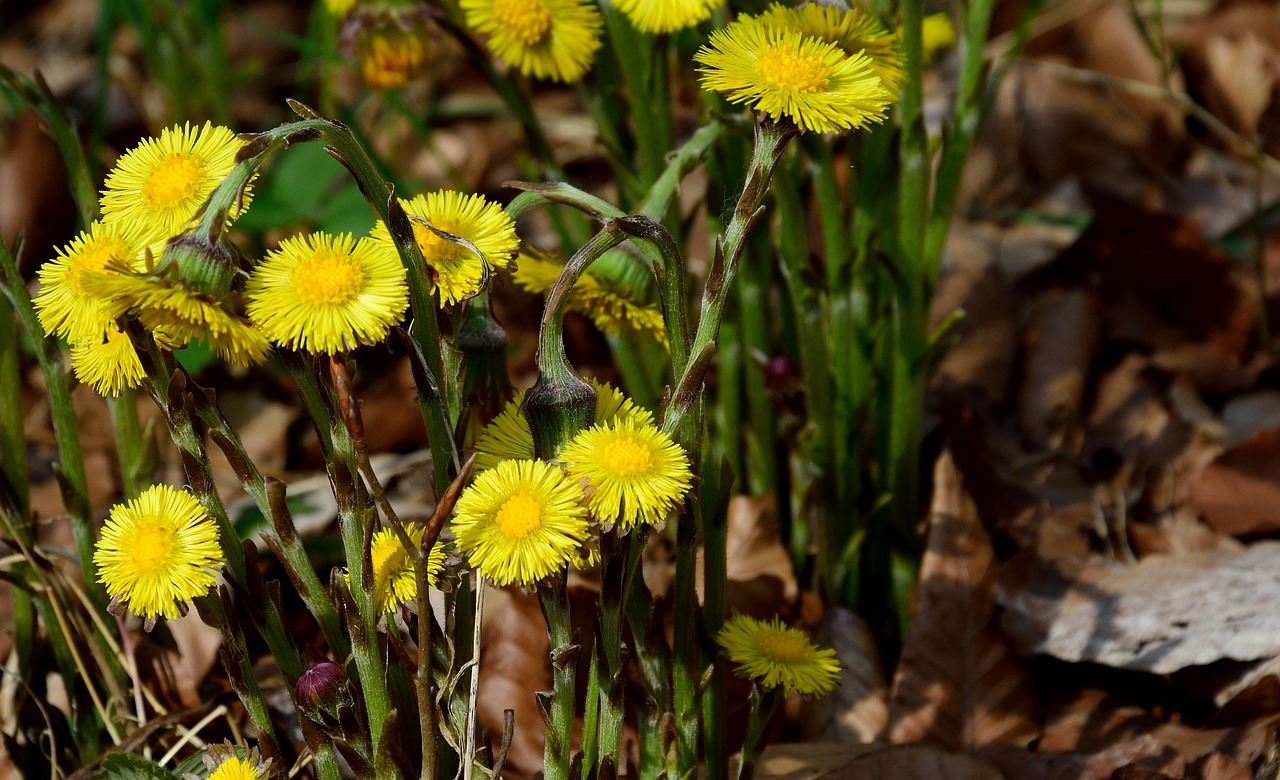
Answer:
758;2;905;95
559;415;693;528
100;122;249;256
71;325;146;396
450;459;589;587
473;380;652;471
369;524;446;615
94;484;224;624
696;15;891;133
614;0;720;34
460;0;602;83
368;190;519;305
246;232;409;354
35;221;142;344
716;614;841;696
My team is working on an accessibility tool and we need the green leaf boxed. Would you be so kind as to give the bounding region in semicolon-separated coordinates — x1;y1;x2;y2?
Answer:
174;340;218;376
233;494;318;539
100;753;179;780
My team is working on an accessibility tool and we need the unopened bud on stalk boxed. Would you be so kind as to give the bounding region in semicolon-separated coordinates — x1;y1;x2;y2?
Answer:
161;233;239;296
523;369;596;461
296;660;347;722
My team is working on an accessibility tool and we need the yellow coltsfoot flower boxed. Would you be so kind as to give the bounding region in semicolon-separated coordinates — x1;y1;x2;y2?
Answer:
94;484;224;628
70;325;146;397
922;12;956;62
246;232;409;354
35;221;143;344
368;524;446;615
614;0;720;34
192;743;272;780
473;380;652;471
758;2;905;95
369;190;519;306
356;11;430;89
514;249;667;345
559;416;692;529
451;459;589;587
100;122;249;256
716;614;842;697
460;0;602;83
696;15;891;133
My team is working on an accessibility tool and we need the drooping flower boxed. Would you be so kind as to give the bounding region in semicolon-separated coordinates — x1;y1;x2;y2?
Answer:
450;459;589;587
514;249;667;345
473;380;652;471
245;232;408;354
70;325;146;396
368;524;446;615
716;614;841;696
368;190;519;305
100;122;249;256
696;16;891;133
613;0;720;34
35;221;142;344
460;0;603;83
559;416;692;528
758;2;905;95
922;12;956;62
94;484;223;626
84;272;270;366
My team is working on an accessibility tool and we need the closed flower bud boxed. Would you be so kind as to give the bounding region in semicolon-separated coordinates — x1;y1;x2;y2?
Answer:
296;660;346;721
523;370;596;461
161;234;239;296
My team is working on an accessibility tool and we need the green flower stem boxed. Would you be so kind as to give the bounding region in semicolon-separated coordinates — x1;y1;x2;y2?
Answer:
535;227;629;380
736;685;781;780
106;394;150;498
0;241;104;610
672;482;702;778
581;639;601;779
539;576;578;780
736;233;778;497
700;461;730;780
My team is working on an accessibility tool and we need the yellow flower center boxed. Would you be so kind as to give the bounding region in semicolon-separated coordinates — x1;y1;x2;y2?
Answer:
67;241;127;297
207;757;259;780
412;222;468;265
602;435;651;476
493;0;552;46
132;521;176;574
757;42;832;94
292;250;366;305
495;491;543;538
141;152;205;210
756;628;813;663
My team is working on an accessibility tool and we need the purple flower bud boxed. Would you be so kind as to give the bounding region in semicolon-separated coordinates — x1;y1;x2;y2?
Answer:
296;660;345;711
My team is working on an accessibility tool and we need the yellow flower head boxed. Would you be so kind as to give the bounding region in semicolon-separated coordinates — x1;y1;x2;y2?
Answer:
758;3;905;95
358;15;428;89
559;416;692;528
716;614;841;696
205;757;262;780
100;122;249;256
451;459;589;587
71;325;146;397
94;484;223;625
696;15;891;133
84;272;270;367
35;221;143;344
246;232;408;354
198;744;272;780
369;191;519;306
614;0;720;34
460;0;603;82
473;380;652;471
324;0;356;16
368;524;446;615
922;12;956;62
514;250;667;345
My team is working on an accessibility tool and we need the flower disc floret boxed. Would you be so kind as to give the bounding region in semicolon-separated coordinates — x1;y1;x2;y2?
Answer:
35;222;142;344
368;190;519;305
100;122;249;256
560;416;692;528
94;484;223;624
716;614;841;696
246;232;408;354
614;0;720;34
696;16;891;133
450;459;589;586
460;0;602;82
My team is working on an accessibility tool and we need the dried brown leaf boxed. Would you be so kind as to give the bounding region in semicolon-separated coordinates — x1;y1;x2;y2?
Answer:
753;742;1002;780
1186;428;1280;536
802;608;889;744
1018;287;1101;451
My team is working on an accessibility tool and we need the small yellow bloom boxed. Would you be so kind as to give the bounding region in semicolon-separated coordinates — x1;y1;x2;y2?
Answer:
368;191;519;306
35;221;142;344
922;12;956;62
515;250;667;345
246;232;408;354
324;0;356;16
100;122;249;257
85;272;271;367
460;0;603;83
758;2;905;95
451;459;589;587
70;325;146;397
368;524;446;615
696;16;891;133
559;416;692;528
614;0;720;34
94;484;223;625
358;17;428;89
473;380;653;471
206;757;262;780
716;614;841;696
199;744;272;780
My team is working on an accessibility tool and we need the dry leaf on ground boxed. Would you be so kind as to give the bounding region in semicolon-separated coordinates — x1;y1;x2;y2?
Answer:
1186;428;1280;537
752;742;1002;780
1018;287;1101;451
803;607;889;744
